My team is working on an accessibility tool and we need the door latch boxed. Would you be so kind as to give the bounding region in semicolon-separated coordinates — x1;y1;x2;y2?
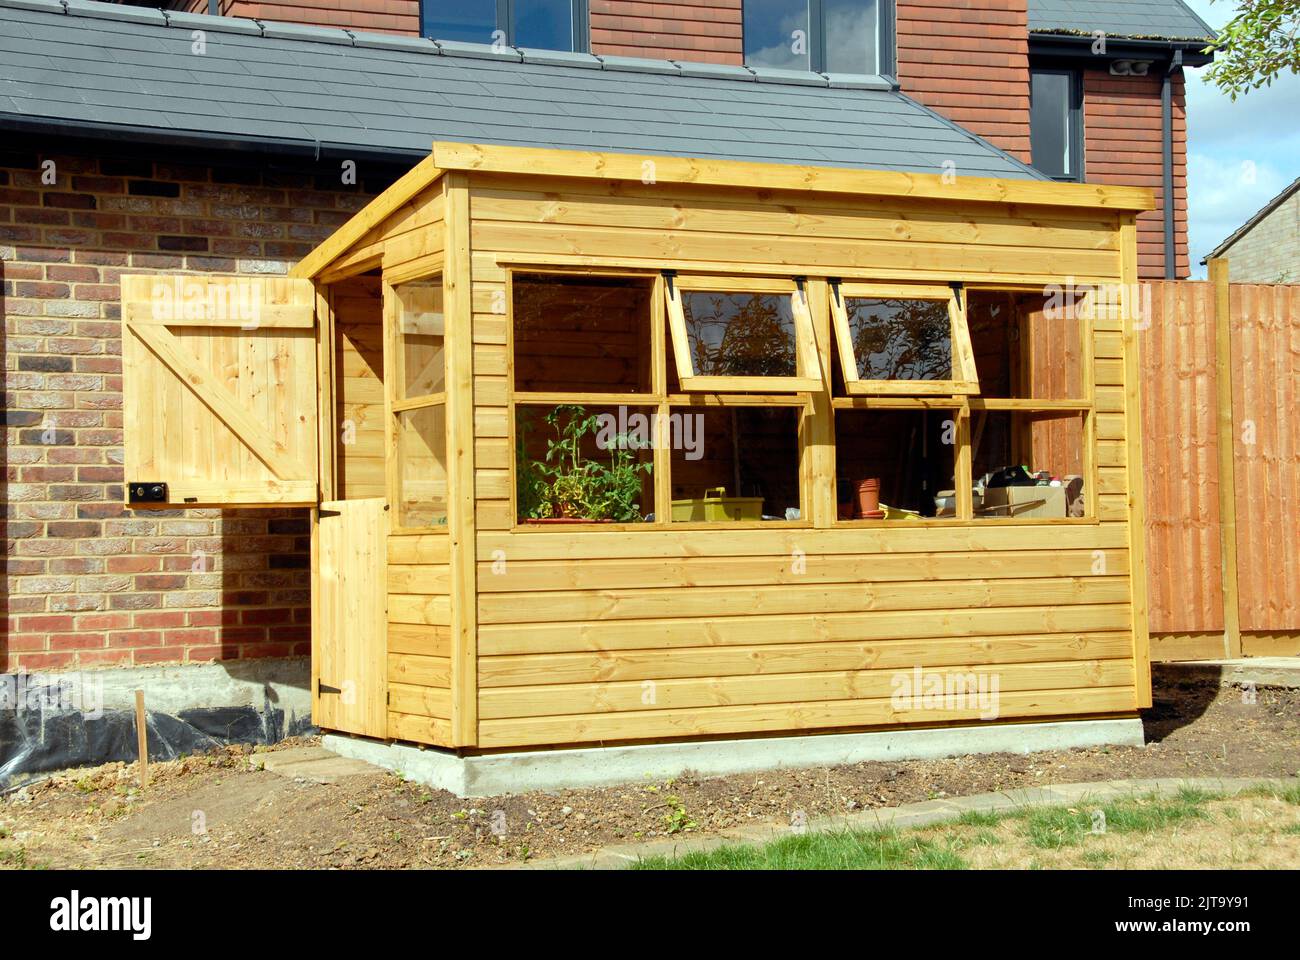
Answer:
128;482;168;503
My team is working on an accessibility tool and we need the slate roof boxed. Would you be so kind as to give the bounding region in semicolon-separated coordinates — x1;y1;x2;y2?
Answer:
0;0;1043;180
1029;0;1216;42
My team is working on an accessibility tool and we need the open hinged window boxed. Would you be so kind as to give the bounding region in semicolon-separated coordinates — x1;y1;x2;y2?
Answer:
830;282;978;396
664;274;822;392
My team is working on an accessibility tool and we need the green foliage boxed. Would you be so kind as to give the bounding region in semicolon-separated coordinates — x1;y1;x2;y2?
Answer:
1204;0;1300;99
517;405;652;522
660;795;698;835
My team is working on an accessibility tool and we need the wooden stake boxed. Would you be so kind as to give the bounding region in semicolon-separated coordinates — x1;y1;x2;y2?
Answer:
1208;258;1242;659
134;689;148;788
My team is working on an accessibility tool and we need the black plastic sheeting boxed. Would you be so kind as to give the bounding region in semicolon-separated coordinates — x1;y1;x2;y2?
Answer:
0;676;315;789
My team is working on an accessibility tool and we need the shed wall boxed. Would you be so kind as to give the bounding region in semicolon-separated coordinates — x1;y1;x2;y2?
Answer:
411;172;1145;749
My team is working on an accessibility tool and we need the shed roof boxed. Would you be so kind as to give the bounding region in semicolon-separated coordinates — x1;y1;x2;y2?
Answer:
1029;0;1216;42
0;0;1041;180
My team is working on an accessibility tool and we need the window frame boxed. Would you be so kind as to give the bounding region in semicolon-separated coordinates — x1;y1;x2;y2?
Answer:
384;269;450;535
506;267;813;530
420;0;590;53
1029;66;1084;183
742;0;897;77
664;273;823;394
829;280;979;396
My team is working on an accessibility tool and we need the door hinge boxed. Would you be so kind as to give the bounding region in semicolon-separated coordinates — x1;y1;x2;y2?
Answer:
318;680;343;696
317;508;341;519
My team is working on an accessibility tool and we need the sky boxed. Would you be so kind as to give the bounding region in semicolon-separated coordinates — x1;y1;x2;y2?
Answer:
1181;0;1300;277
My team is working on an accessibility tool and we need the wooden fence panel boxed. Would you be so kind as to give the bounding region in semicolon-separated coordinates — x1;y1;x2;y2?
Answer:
1141;281;1225;634
1231;284;1300;633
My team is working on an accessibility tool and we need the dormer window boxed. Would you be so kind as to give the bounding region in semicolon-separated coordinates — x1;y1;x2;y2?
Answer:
743;0;894;76
421;0;588;53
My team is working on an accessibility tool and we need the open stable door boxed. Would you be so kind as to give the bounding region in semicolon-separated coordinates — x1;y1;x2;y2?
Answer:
120;274;319;507
313;498;389;737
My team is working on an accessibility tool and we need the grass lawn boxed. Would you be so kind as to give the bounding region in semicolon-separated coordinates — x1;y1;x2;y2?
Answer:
632;783;1300;870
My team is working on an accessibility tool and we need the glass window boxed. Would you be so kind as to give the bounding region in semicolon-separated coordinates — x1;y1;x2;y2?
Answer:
513;273;652;394
823;0;879;75
744;0;887;74
666;277;822;392
422;0;497;44
421;0;582;52
1030;68;1082;181
669;406;802;522
396;404;448;528
835;408;959;520
744;0;811;71
831;282;977;395
395;280;445;400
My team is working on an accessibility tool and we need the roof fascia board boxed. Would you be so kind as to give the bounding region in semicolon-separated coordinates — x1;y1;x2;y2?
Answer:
429;141;1156;211
1029;34;1214;66
290;154;444;279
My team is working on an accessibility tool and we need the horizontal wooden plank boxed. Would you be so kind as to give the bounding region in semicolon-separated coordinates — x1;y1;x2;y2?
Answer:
476;523;1129;561
387;622;451;658
477;549;1129;593
388;563;451;594
389;593;452;626
476;686;1139;747
435;142;1154;211
387;535;450;564
478;576;1131;624
480;631;1135;687
479;602;1133;654
388;710;453;747
390;681;451;720
478;658;1135;719
388;653;451;688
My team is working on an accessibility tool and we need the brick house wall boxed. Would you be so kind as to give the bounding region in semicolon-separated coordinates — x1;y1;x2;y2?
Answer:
1083;68;1189;279
167;0;417;33
1;140;399;671
1216;186;1300;283
590;0;742;63
895;0;1031;164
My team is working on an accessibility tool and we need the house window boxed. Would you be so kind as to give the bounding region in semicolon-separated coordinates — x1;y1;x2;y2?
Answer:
1030;67;1083;181
743;0;893;75
421;0;588;52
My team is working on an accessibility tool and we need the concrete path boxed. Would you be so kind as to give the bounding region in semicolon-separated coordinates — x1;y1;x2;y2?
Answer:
250;745;377;784
503;775;1293;870
1155;657;1300;689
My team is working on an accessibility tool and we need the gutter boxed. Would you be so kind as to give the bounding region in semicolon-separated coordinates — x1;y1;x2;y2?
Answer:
1162;49;1183;279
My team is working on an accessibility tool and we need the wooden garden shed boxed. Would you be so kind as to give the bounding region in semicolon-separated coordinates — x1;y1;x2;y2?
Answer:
120;141;1155;755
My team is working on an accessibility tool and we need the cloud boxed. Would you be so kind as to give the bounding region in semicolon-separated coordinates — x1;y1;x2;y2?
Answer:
1186;152;1291;268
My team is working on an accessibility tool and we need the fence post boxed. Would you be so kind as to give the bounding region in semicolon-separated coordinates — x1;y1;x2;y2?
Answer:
1208;258;1242;658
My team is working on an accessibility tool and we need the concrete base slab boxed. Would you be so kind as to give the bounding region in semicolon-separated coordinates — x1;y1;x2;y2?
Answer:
323;717;1145;798
1155;657;1300;689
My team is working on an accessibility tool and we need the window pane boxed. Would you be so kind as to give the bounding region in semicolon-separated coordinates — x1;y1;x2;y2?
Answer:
835;409;959;519
515;0;574;50
744;0;810;70
669;406;801;521
1031;70;1073;179
967;290;1085;400
823;0;878;74
397;404;448;528
395;279;445;400
513;273;652;393
422;0;498;43
971;410;1086;519
516;404;655;522
844;297;952;381
681;291;797;377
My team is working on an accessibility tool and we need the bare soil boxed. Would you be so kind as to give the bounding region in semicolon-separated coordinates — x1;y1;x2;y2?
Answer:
1;677;1296;870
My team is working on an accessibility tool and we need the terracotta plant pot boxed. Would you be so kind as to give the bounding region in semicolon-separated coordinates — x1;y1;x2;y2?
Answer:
855;477;881;518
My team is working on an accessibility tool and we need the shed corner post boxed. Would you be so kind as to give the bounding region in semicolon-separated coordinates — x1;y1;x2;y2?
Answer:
1207;257;1243;659
1120;215;1153;708
444;170;480;747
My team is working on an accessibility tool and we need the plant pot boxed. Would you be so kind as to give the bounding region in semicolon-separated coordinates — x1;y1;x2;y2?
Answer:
855;477;881;518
